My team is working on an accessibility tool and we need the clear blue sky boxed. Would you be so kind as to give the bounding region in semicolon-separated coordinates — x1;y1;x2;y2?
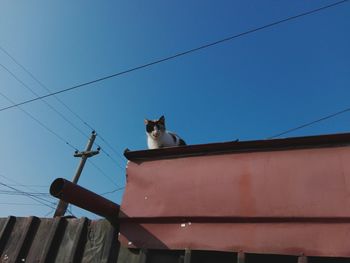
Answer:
0;1;349;218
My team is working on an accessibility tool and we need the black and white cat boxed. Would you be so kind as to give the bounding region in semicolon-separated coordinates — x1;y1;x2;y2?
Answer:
145;115;186;149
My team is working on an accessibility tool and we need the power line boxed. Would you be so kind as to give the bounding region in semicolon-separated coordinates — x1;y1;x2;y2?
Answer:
268;107;350;139
0;63;89;140
0;181;56;209
6;184;49;188
97;135;125;162
99;147;124;170
0;173;57;209
0;97;121;203
0;90;78;151
44;209;56;217
100;187;125;196
0;55;124;208
0;108;118;216
0;177;59;220
0;91;120;186
0;202;52;206
66;205;76;217
0;48;125;170
97;143;124;170
0;175;75;217
0;78;123;170
0;190;51;197
0;0;348;113
88;159;121;188
0;173;52;197
0;45;96;133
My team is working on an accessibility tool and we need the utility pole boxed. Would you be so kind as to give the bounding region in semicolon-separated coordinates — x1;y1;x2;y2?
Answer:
54;131;100;217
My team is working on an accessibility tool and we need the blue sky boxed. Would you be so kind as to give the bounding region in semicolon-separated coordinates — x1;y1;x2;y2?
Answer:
0;0;349;218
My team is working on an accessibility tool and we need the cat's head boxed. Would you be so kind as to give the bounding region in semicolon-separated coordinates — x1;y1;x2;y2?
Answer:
144;115;165;139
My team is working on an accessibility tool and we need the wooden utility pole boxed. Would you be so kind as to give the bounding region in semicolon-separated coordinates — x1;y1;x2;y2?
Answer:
54;131;100;217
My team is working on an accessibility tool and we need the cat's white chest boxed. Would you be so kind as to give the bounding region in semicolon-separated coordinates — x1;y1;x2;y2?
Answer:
147;136;161;149
147;132;177;149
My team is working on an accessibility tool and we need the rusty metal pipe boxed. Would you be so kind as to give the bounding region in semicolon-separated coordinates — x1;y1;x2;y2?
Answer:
50;178;120;220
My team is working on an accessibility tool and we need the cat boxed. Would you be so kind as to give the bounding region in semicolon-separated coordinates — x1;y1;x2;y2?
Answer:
145;115;186;149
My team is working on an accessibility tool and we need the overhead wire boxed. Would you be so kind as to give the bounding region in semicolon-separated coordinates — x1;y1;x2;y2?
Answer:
0;45;124;146
97;134;125;161
0;90;122;189
0;90;78;151
0;50;125;170
6;184;49;188
99;147;124;170
0;0;348;113
0;174;56;205
0;46;96;133
0;202;52;206
0;63;89;140
100;187;125;196
267;107;350;139
0;173;76;217
66;205;76;217
43;209;56;217
0;190;51;197
0;181;56;210
0;100;120;195
87;159;121;188
0;89;121;199
0;64;123;189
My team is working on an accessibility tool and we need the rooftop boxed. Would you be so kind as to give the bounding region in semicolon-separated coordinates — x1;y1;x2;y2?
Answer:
124;132;350;161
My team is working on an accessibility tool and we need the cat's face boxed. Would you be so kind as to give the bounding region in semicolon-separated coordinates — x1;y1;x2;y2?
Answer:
145;115;166;139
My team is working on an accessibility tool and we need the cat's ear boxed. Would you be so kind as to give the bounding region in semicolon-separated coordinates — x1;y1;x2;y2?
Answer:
159;115;165;124
144;119;149;125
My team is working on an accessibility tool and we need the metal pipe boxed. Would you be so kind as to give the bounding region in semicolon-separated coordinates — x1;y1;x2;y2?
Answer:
50;178;120;220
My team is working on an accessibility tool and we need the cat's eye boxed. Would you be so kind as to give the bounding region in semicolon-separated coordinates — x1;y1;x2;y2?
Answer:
146;124;154;133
